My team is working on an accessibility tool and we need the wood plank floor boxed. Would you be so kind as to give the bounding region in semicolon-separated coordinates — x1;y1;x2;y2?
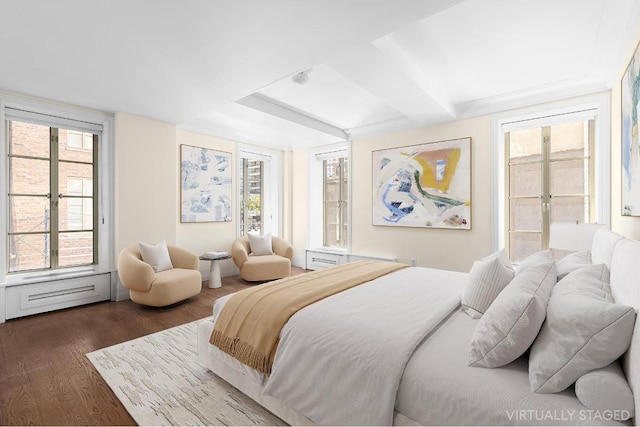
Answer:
0;268;305;426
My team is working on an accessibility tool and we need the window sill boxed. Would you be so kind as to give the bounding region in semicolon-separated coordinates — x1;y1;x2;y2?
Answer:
1;266;112;288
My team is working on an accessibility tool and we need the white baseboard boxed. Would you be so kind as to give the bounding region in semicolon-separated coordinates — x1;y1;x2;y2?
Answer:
115;279;131;301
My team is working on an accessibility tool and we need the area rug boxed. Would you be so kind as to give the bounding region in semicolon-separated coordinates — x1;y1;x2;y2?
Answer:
87;320;285;426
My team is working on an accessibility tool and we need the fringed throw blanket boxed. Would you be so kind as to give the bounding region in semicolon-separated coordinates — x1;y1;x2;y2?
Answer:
209;260;407;374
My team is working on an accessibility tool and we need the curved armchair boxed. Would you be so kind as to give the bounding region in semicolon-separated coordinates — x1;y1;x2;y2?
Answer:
118;244;202;307
231;235;293;281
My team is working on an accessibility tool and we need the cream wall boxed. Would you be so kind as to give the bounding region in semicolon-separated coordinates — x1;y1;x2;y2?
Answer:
176;129;238;277
290;149;310;267
291;116;493;273
611;29;640;240
351;116;493;272
115;112;177;251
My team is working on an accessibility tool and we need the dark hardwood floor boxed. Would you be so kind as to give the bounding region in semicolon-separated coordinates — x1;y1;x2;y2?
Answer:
0;268;305;426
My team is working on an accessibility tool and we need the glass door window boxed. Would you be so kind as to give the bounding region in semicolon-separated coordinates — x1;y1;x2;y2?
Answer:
239;158;263;235
506;119;593;262
323;157;348;248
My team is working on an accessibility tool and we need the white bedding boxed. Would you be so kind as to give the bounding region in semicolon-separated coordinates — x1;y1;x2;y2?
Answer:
262;266;465;425
208;266;466;425
397;308;629;426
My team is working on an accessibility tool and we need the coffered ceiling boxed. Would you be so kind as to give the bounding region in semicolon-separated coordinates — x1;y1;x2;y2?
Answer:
1;0;638;150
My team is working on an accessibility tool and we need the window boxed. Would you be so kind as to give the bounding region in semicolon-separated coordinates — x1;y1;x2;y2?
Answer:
309;143;351;251
237;146;281;238
506;119;594;262
239;158;264;235
323;156;348;248
7;118;98;272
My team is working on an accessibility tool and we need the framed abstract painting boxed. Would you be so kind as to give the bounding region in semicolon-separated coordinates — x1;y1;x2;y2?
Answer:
372;137;471;229
180;144;232;222
622;41;640;216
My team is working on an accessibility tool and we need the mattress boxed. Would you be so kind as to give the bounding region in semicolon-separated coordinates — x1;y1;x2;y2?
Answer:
397;308;630;426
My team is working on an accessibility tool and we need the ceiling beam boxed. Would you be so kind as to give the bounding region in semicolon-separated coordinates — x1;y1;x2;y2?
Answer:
236;93;350;140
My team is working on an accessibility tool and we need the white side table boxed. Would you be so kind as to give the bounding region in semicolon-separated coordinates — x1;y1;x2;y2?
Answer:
199;254;232;288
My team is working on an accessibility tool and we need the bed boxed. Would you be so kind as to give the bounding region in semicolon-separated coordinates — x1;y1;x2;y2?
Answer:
197;230;640;426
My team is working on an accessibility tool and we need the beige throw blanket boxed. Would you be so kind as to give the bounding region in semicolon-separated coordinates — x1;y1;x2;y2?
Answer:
209;260;407;374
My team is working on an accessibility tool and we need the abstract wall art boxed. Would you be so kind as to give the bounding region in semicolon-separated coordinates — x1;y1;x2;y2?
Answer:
622;41;640;216
180;144;232;222
372;138;471;229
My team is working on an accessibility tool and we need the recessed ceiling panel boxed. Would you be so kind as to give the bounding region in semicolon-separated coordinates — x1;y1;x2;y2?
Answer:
385;0;604;104
256;64;405;130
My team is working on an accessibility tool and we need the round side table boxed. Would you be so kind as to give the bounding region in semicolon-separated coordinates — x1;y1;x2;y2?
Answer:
199;254;232;288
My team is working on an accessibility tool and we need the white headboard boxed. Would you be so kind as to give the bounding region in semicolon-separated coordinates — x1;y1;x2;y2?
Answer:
603;231;640;422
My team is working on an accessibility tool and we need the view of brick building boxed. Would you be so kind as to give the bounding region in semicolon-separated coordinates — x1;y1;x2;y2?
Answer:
8;120;95;272
507;120;591;261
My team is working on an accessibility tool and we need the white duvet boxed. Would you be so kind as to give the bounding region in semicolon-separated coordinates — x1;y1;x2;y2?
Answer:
251;266;465;425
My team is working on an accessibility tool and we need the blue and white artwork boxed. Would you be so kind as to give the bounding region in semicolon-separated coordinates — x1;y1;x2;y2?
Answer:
622;42;640;216
181;145;232;222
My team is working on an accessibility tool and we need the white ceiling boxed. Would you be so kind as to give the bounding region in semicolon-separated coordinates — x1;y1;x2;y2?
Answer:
1;0;639;150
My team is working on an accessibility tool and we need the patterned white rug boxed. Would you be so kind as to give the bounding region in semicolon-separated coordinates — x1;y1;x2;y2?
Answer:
87;320;285;426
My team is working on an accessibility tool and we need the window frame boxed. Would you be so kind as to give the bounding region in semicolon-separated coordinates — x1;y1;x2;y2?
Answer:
0;94;114;285
504;119;595;261
7;121;99;272
492;93;611;254
322;156;349;248
236;144;282;238
309;141;352;252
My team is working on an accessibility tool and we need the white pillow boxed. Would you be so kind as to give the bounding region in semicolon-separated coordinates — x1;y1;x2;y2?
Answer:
555;250;591;281
248;232;273;255
138;240;173;272
528;263;636;393
575;361;634;420
461;249;514;319
515;249;553;274
468;260;556;368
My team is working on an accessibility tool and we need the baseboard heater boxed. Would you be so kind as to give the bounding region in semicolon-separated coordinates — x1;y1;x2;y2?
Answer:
305;249;395;271
5;273;111;320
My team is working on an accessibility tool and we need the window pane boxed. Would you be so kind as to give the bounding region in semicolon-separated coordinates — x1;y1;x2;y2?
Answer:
58;232;93;267
59;163;93;196
58;129;94;163
550;196;589;224
9;157;50;195
8;196;50;233
509;128;542;164
324;157;347;248
509;198;541;231
509;162;541;197
59;197;93;231
324;200;340;248
550;159;588;196
509;232;542;263
245;159;262;234
550;121;588;160
8;233;50;272
9;120;50;158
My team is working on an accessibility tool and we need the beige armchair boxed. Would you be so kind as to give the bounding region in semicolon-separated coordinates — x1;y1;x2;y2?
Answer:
118;244;202;307
231;235;294;281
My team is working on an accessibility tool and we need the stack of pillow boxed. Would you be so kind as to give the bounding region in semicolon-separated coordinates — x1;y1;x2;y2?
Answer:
462;245;636;421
